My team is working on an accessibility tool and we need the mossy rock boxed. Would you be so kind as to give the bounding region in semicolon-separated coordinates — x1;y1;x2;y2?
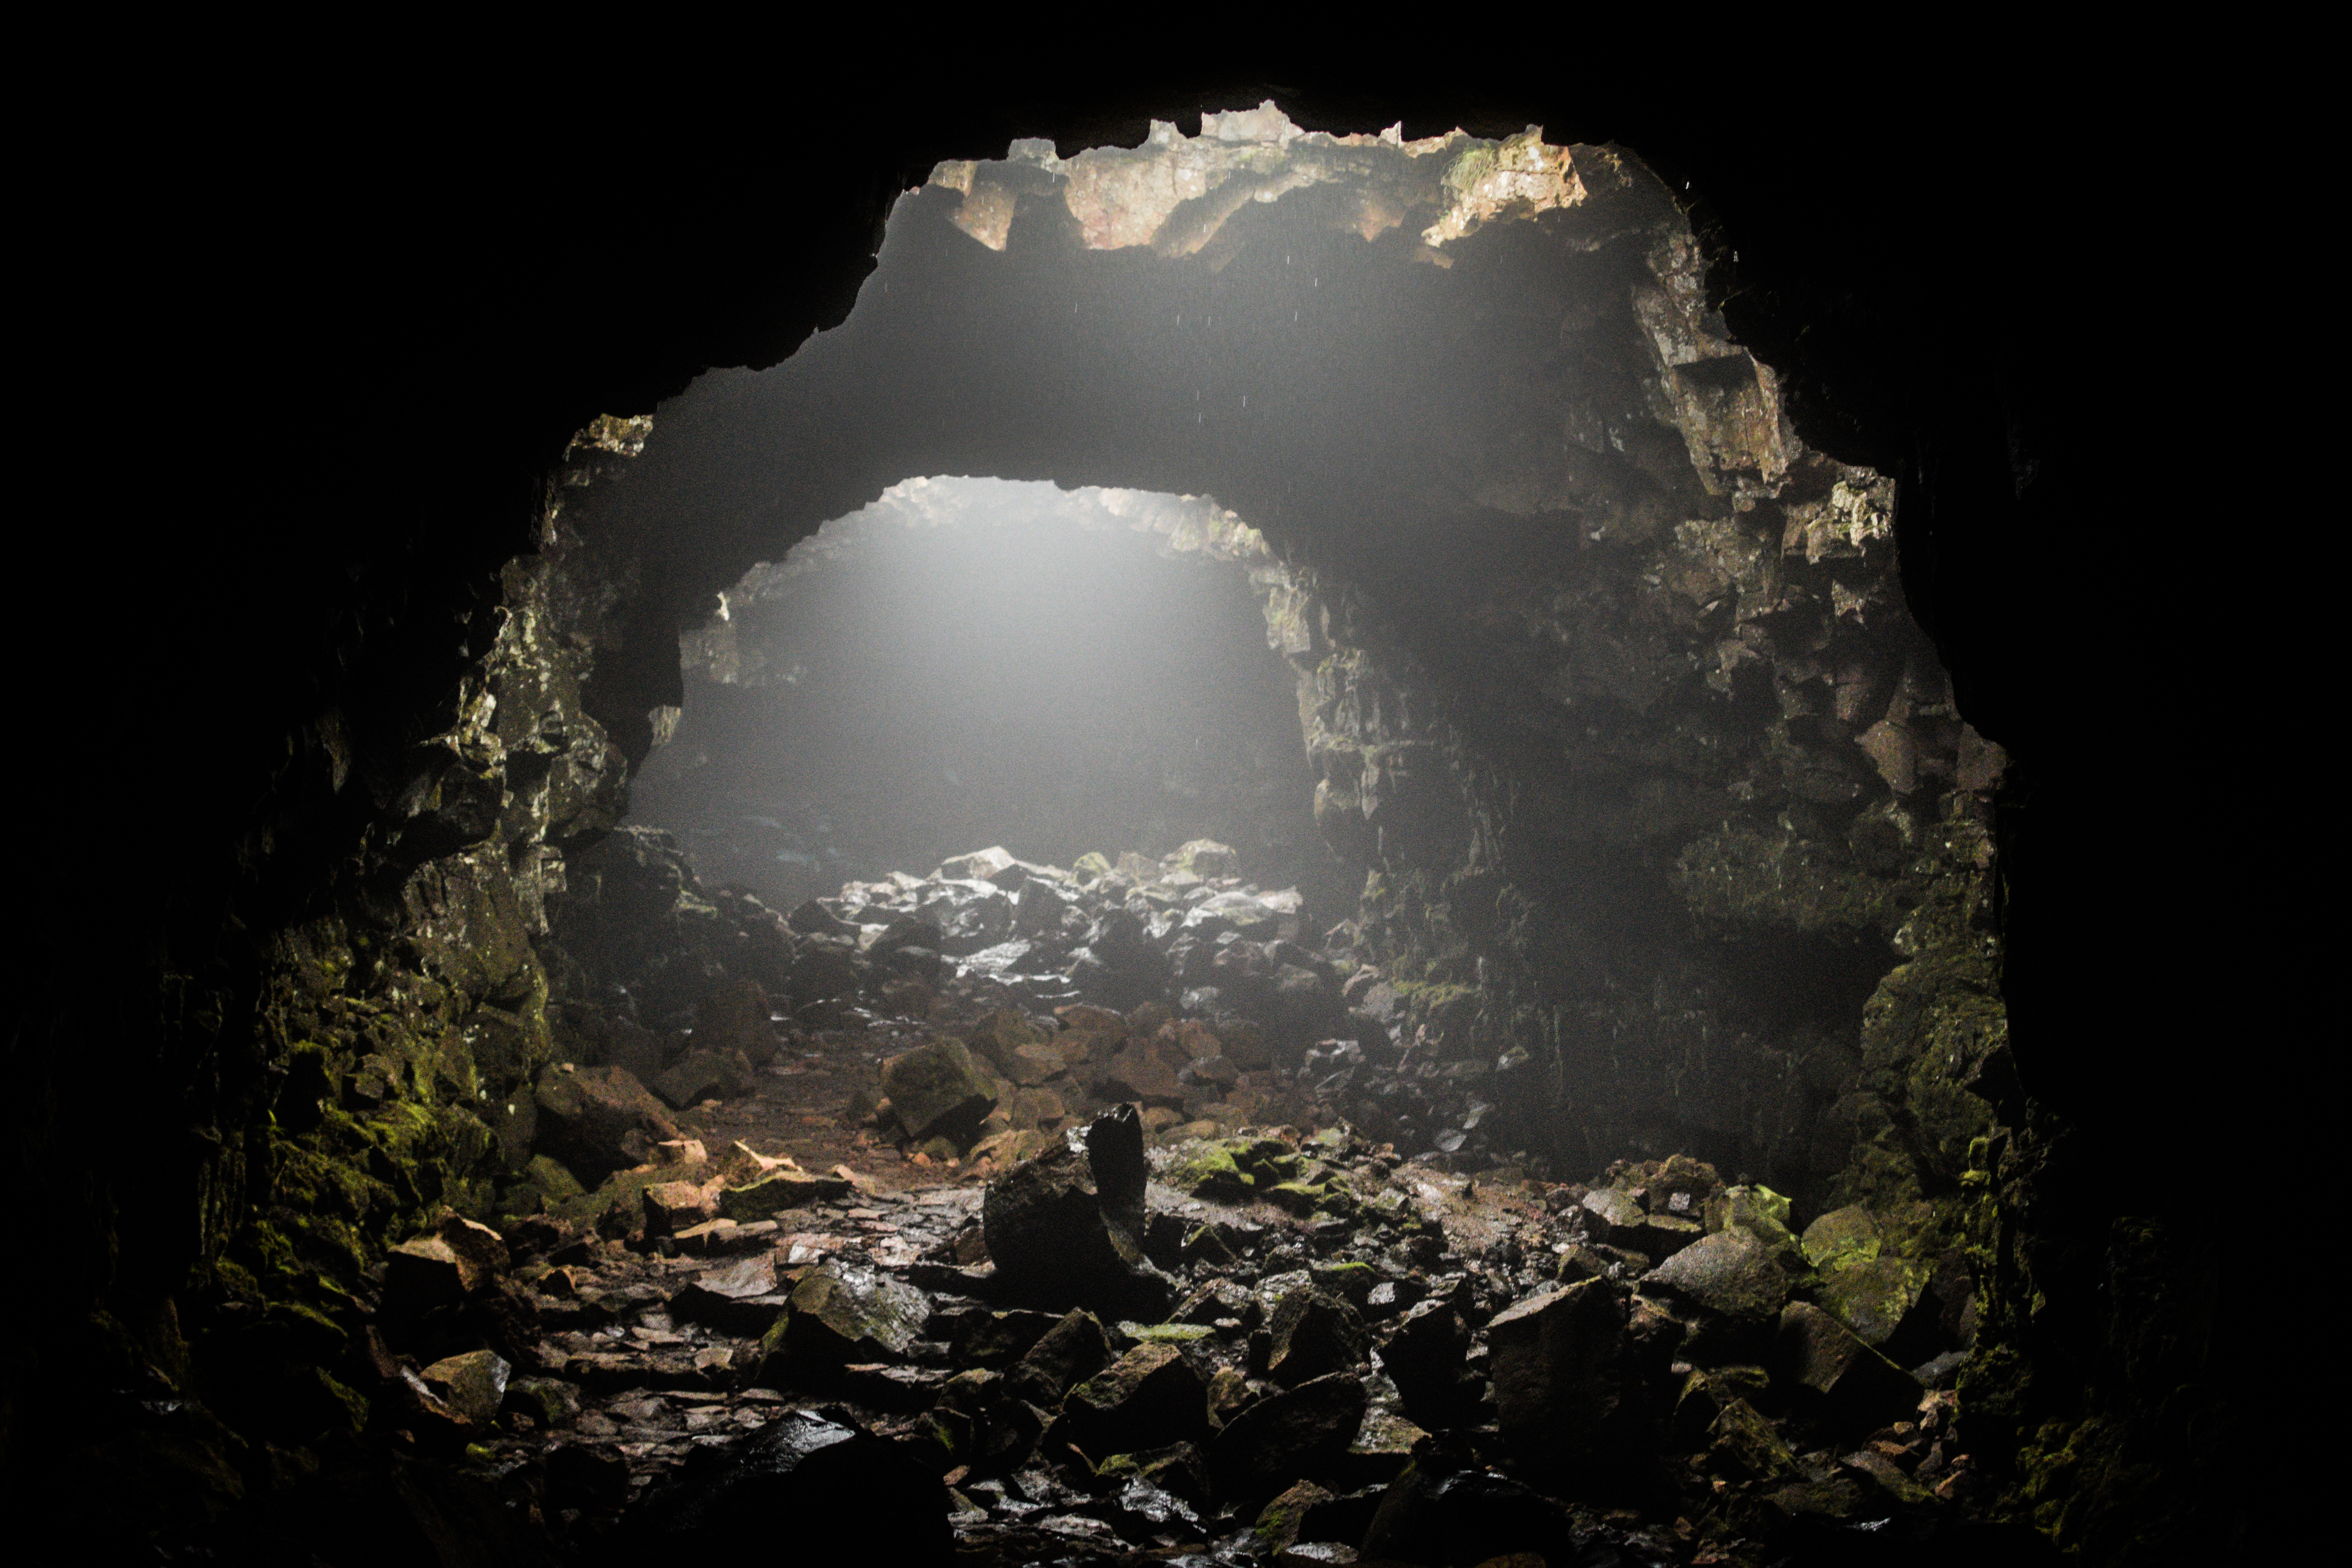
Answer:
1262;1177;1354;1220
1163;1140;1255;1200
1800;1206;1882;1270
526;1154;583;1201
1117;1321;1216;1345
1813;1255;1931;1348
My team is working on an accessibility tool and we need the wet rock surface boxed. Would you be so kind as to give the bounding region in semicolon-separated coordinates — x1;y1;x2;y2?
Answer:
232;826;2025;1566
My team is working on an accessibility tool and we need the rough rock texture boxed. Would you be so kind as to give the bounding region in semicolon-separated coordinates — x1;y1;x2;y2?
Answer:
18;79;2253;1568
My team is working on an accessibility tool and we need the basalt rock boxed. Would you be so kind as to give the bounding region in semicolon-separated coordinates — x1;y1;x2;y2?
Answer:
1360;1453;1577;1568
982;1105;1169;1318
1485;1277;1646;1477
1638;1227;1791;1362
1206;1370;1367;1508
533;1064;680;1179
1778;1299;1923;1436
1054;1342;1210;1459
1266;1284;1369;1388
878;1038;997;1145
755;1263;929;1383
614;1406;951;1562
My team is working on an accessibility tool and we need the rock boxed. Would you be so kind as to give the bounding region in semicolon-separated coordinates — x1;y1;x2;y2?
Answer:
880;1039;998;1145
671;1253;786;1334
1267;1285;1369;1388
718;1168;852;1220
1093;1045;1184;1105
1813;1254;1938;1362
525;1154;584;1202
788;898;858;936
503;1375;581;1427
1056;1343;1210;1458
937;846;1017;881
1001;1042;1068;1087
1485;1278;1639;1473
1800;1205;1882;1270
1360;1454;1575;1568
1777;1301;1923;1436
941;1307;1063;1370
1254;1479;1335;1554
982;1106;1170;1318
653;1137;708;1166
615;1406;951;1562
1094;1439;1212;1505
1705;1183;1804;1266
383;1237;477;1314
652;1047;757;1109
642;1179;717;1236
435;1215;511;1281
1379;1299;1477;1428
1579;1185;1648;1245
1003;1308;1112;1406
534;1063;681;1178
1707;1394;1800;1482
756;1263;929;1381
1638;1227;1790;1360
1206;1370;1366;1507
419;1349;510;1426
697;977;780;1064
1160;1138;1256;1200
1214;1017;1273;1071
1006;1085;1066;1130
1172;839;1240;878
1669;1365;1771;1446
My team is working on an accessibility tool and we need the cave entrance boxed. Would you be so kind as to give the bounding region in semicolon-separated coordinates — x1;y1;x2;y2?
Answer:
624;475;1356;922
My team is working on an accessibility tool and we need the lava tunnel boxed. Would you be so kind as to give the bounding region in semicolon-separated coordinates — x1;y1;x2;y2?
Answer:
13;69;2261;1568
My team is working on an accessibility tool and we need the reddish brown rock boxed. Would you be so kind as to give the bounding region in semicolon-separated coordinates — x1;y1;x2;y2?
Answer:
534;1063;680;1178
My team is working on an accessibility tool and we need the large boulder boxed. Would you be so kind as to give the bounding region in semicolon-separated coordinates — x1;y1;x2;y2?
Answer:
755;1263;929;1383
879;1039;997;1145
1378;1299;1479;1429
1485;1278;1643;1475
652;1048;759;1110
1812;1254;1938;1364
1638;1227;1791;1361
615;1407;951;1562
1206;1371;1366;1508
1777;1301;1923;1437
532;1064;679;1178
1361;1455;1576;1568
697;976;780;1065
982;1106;1170;1318
1003;1308;1112;1406
1266;1285;1368;1388
1056;1343;1210;1459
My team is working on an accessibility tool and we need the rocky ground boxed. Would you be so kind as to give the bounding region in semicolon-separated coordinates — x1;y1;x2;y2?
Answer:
347;833;2043;1566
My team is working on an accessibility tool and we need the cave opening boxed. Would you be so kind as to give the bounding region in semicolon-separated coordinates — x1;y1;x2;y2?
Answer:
626;476;1350;928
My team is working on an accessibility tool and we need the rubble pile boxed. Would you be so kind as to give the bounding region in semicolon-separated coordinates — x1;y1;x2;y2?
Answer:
311;837;2040;1565
527;828;1525;1215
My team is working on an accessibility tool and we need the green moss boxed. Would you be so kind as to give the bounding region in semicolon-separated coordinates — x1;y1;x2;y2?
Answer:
1162;1140;1254;1199
1117;1321;1215;1345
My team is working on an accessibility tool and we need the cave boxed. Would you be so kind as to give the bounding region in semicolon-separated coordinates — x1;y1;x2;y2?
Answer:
12;63;2261;1568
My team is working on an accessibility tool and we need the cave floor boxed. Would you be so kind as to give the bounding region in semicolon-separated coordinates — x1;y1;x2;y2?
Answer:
404;968;1984;1567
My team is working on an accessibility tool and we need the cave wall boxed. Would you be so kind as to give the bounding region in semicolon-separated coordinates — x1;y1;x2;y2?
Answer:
13;64;2254;1565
